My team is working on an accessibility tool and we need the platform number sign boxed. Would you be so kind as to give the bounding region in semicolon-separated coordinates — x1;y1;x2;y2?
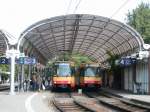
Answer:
24;57;36;65
0;57;9;64
17;57;36;65
19;57;24;64
0;57;36;65
119;58;136;67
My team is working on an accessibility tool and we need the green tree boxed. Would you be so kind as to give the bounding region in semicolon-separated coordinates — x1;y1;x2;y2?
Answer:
70;53;92;66
47;52;92;67
0;64;9;80
0;64;9;72
106;51;119;71
126;2;150;43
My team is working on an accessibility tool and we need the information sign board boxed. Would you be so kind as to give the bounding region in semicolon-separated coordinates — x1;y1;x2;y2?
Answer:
15;57;36;65
0;57;36;65
22;57;36;65
119;58;136;66
0;57;9;64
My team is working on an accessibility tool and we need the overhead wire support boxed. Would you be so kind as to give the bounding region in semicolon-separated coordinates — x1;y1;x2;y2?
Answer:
69;15;81;53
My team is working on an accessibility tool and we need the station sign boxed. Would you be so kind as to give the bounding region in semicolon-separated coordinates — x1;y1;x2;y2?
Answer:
17;57;36;65
24;57;36;65
19;57;24;64
0;57;36;65
119;58;136;66
0;57;9;64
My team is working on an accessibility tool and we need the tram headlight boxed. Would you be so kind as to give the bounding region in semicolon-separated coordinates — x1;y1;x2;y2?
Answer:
54;81;57;84
68;81;70;84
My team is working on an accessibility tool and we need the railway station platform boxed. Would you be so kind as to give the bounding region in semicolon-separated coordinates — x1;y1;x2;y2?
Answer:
101;88;150;105
0;91;55;112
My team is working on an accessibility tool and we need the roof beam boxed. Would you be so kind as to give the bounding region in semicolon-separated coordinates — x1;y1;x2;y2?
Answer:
69;15;81;53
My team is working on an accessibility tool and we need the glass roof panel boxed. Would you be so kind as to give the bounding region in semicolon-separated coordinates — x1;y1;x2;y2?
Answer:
20;14;144;63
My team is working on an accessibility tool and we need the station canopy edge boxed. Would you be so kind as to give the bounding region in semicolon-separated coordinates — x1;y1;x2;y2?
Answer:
18;14;145;64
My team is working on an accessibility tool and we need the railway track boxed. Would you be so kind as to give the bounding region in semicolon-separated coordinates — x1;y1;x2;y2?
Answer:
52;92;113;112
53;98;92;112
102;91;150;111
85;91;150;112
52;93;92;112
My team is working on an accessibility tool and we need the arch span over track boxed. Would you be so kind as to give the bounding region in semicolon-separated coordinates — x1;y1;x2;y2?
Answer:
18;14;145;64
0;30;16;55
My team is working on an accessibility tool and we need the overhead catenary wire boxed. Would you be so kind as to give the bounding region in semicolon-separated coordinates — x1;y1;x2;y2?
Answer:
110;0;130;18
66;0;129;17
65;0;73;15
73;0;82;13
65;0;82;14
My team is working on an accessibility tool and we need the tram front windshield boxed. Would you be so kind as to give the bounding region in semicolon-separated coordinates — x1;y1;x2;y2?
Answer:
85;67;97;77
57;63;71;76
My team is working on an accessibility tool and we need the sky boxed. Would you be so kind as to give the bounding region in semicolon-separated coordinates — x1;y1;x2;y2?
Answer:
0;0;149;39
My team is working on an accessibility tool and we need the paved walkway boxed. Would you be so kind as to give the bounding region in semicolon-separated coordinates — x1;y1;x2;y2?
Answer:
0;91;55;112
1;88;150;112
101;88;150;104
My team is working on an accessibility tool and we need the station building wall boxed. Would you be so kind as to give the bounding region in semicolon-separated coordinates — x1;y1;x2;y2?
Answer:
124;67;133;92
123;60;149;94
136;61;149;94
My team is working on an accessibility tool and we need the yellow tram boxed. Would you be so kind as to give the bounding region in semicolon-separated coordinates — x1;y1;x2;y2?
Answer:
77;63;102;88
51;61;76;90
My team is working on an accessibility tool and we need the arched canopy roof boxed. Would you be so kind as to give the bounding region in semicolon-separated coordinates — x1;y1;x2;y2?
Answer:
19;14;144;64
0;30;9;55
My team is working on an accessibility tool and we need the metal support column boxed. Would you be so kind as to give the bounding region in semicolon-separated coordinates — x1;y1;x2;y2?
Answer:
148;55;150;94
10;53;16;95
17;65;20;92
133;63;136;93
28;65;31;91
20;65;24;92
6;48;20;95
28;65;31;80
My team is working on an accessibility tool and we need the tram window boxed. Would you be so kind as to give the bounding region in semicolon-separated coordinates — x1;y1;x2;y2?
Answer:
57;64;71;76
85;67;96;76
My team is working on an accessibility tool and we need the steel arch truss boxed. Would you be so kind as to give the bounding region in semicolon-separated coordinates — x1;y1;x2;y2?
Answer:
19;14;144;64
0;30;13;55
